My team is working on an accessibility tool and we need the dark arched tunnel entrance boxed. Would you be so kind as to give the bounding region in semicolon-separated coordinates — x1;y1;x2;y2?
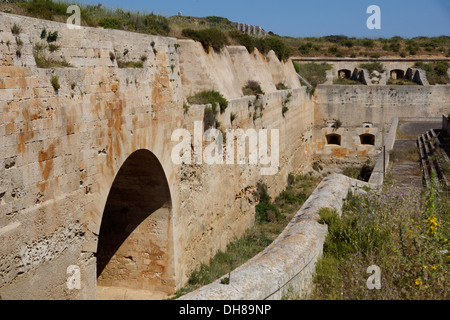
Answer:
96;149;174;298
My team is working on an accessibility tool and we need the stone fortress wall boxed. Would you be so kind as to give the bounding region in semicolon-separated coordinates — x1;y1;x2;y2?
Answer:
231;22;268;36
0;12;313;299
0;12;449;300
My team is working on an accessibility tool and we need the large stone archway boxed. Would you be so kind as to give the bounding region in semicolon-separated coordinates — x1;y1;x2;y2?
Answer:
95;149;175;298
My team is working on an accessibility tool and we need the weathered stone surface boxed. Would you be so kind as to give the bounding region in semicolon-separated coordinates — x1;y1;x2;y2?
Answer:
0;13;312;299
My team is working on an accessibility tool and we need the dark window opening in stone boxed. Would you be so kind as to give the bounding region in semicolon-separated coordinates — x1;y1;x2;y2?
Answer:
360;134;375;145
326;134;341;146
338;69;352;79
96;149;174;298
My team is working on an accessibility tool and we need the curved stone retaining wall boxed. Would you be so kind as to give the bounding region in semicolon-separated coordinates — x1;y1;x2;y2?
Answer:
178;174;369;300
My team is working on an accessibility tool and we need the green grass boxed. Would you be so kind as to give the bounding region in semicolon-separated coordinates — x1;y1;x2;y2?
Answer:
389;146;420;163
310;178;450;300
228;29;255;53
181;28;229;53
171;173;323;299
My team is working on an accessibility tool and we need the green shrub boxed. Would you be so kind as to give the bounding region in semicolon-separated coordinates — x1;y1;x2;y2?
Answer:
182;28;229;53
276;82;288;90
255;182;283;223
254;36;293;62
342;162;373;182
386;78;418;85
98;17;122;30
46;30;58;43
275;187;306;206
407;44;419;55
328;46;343;57
298;42;312;55
415;61;449;84
333;78;362;85
228;30;255;53
204;16;232;25
242;80;264;96
187;90;228;114
292;61;300;73
312;162;323;172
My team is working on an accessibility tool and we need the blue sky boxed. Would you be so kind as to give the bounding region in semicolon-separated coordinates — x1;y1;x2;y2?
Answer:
79;0;450;38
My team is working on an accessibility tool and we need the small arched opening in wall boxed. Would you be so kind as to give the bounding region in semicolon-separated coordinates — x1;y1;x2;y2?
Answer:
390;69;405;80
326;133;341;146
96;149;174;300
338;69;352;79
360;133;375;146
